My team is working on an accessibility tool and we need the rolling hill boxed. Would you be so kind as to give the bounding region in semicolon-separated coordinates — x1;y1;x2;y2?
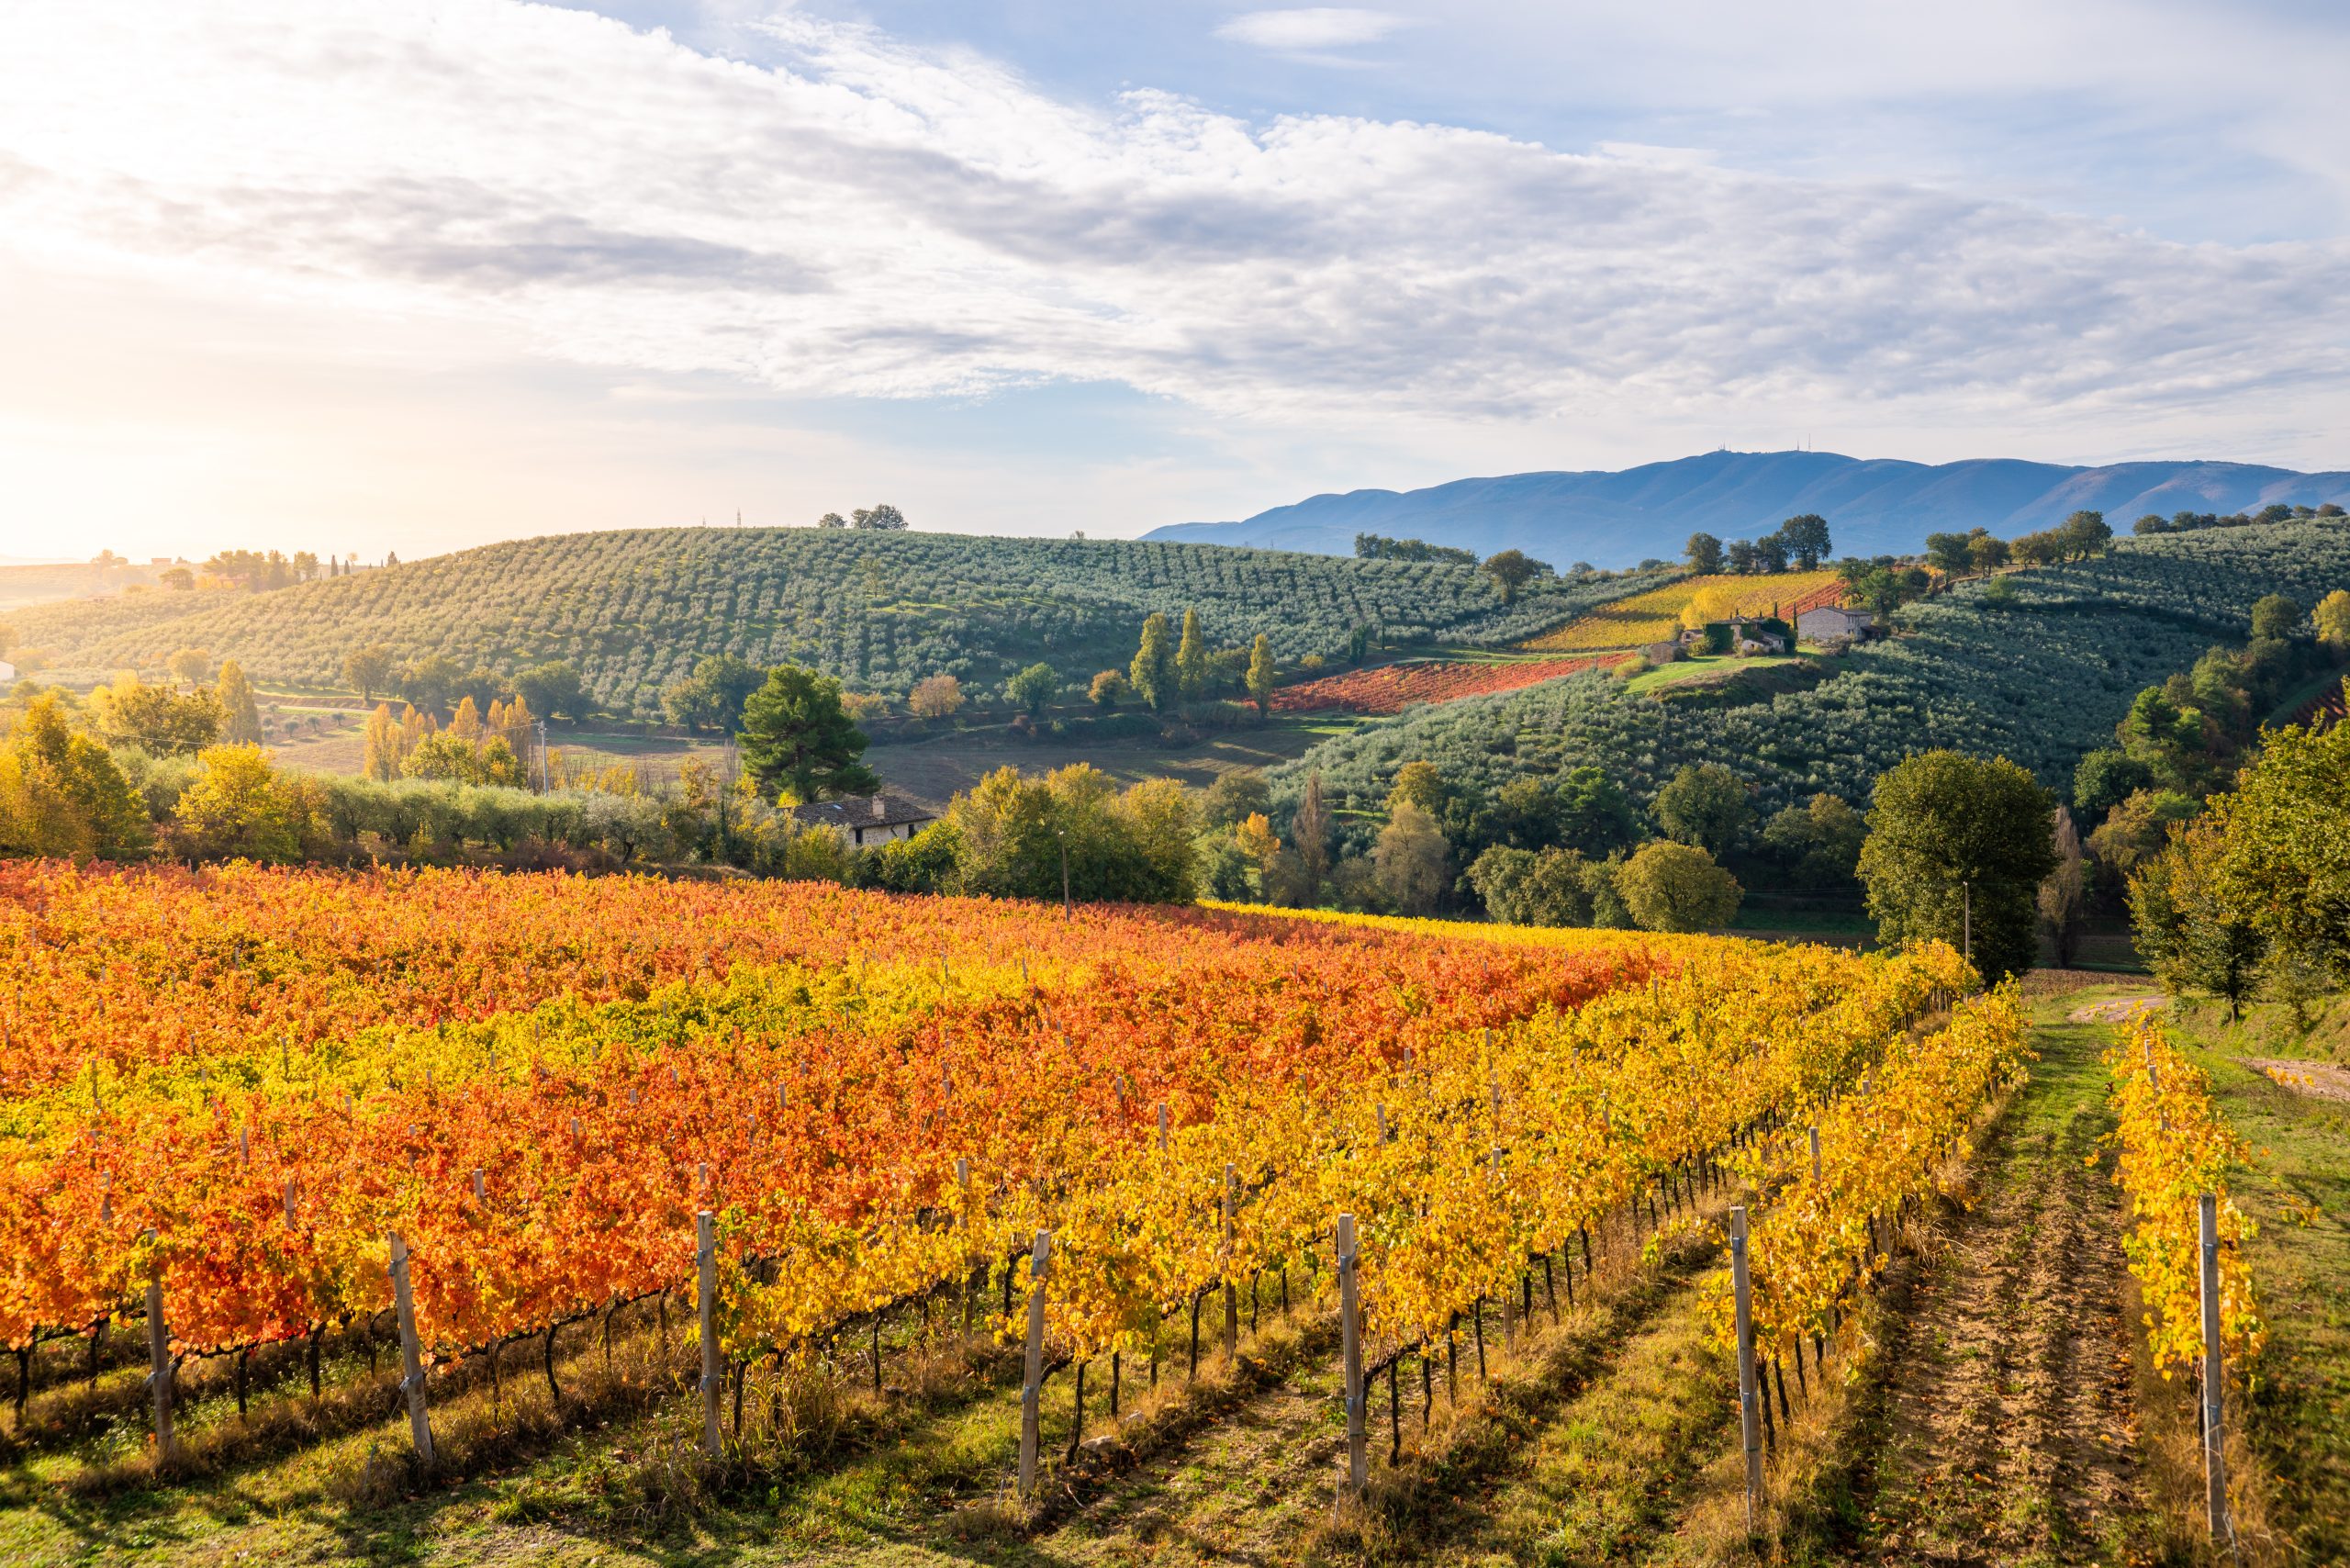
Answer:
1270;517;2350;833
7;528;1660;715
1147;449;2350;565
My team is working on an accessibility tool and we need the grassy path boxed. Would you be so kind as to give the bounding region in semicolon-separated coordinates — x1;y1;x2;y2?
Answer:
1799;1001;2164;1565
1408;1239;1733;1566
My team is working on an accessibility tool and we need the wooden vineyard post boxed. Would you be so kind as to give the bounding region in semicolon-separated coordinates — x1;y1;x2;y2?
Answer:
2199;1193;2229;1542
699;1210;722;1458
956;1158;973;1338
1729;1206;1762;1533
1808;1126;1821;1184
388;1233;434;1472
1337;1213;1365;1496
1492;1148;1515;1350
1017;1230;1052;1500
141;1232;174;1468
1223;1163;1240;1361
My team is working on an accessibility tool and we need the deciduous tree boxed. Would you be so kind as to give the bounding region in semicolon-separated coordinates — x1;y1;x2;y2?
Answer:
1372;803;1449;914
1654;762;1751;857
1245;634;1275;714
1130;612;1176;712
341;644;395;702
216;659;263;745
1617;841;1741;933
1857;749;2055;980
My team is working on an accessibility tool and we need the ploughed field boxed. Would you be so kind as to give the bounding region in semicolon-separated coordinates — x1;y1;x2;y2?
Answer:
1;868;2319;1566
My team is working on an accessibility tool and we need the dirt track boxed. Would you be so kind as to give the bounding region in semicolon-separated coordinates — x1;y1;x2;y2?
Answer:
1830;1028;2157;1563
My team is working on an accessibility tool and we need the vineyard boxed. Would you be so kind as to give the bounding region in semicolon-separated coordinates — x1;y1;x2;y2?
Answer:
6;531;1659;712
0;863;2013;1512
1517;570;1845;652
0;871;2331;1562
1267;654;1634;715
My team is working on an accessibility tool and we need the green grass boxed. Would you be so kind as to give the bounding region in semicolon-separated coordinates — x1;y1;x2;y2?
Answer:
1617;653;1802;698
2142;997;2350;1565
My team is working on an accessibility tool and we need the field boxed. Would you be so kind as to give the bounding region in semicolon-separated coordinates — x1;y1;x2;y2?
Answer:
1518;570;1846;652
5;865;2137;1563
0;876;2337;1563
6;532;1663;713
1268;653;1634;715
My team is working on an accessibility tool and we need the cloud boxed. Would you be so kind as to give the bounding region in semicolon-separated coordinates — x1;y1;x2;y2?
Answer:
0;0;2345;445
1214;8;1407;50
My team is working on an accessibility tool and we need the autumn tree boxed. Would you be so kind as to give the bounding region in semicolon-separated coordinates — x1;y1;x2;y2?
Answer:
166;647;214;690
0;694;150;860
910;673;966;720
1245;634;1276;714
1617;841;1741;933
1386;760;1445;817
1176;608;1209;702
90;675;221;756
2314;589;2350;655
1089;669;1132;711
169;746;313;864
216;659;263;745
1372;802;1450;914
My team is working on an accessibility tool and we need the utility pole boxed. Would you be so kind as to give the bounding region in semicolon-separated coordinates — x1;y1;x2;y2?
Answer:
536;720;550;794
1058;830;1072;921
1963;879;1972;968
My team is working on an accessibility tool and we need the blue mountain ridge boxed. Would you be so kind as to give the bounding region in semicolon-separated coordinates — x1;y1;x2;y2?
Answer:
1142;450;2350;566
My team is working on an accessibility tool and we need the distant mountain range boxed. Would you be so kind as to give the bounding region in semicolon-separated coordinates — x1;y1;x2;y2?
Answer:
1143;450;2350;565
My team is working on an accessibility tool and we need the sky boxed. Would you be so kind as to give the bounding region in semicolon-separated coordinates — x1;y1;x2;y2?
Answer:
3;0;2348;565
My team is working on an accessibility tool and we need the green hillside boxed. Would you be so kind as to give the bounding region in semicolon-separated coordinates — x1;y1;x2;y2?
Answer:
1273;518;2350;825
9;529;1656;713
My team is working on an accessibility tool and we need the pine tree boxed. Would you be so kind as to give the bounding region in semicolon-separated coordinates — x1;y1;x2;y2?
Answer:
215;659;263;746
1246;633;1276;714
1175;608;1208;702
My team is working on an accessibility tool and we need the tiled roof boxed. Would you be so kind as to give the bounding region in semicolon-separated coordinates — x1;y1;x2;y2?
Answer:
785;792;935;830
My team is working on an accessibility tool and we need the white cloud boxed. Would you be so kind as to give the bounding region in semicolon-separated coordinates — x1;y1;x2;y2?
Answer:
0;0;2345;525
1214;8;1407;50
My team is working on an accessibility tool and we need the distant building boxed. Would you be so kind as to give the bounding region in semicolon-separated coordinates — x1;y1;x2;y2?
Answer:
1796;605;1876;642
787;792;936;847
1729;620;1787;655
0;661;15;684
1642;639;1682;666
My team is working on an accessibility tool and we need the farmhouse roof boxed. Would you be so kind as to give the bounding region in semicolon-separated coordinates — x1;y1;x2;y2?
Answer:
786;792;935;832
